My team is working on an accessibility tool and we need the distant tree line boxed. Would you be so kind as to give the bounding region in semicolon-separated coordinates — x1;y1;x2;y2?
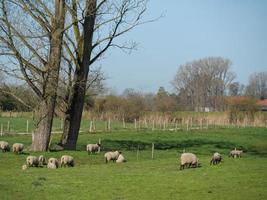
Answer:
1;58;266;121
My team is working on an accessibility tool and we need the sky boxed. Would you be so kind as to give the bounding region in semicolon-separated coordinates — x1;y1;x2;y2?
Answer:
100;0;267;94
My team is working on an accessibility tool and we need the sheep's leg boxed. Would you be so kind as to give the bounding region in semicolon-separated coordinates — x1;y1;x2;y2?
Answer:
210;159;213;165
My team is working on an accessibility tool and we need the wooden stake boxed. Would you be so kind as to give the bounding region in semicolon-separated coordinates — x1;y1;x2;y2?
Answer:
108;118;111;131
123;118;126;128
26;120;29;133
134;119;137;130
0;124;3;136
89;121;93;132
7;121;10;133
151;143;155;159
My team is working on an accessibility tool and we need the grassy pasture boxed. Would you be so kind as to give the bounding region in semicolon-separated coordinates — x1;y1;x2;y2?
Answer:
0;128;267;200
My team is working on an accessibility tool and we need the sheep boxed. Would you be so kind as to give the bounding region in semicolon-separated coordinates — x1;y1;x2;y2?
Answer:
116;153;127;163
104;151;120;163
12;143;24;154
60;155;74;167
180;153;199;170
0;141;10;152
210;152;222;165
26;156;39;167
38;155;46;166
47;158;59;169
86;143;101;154
229;148;243;158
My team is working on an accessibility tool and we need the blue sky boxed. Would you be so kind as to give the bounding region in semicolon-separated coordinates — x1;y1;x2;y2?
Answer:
100;0;267;94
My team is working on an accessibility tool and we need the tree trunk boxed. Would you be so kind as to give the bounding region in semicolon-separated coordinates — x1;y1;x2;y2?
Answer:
63;69;88;149
62;0;96;150
31;100;54;151
59;108;71;145
31;0;66;151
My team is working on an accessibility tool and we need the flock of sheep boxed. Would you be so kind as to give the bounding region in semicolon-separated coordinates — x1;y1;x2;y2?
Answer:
180;148;243;170
0;140;243;170
0;141;126;170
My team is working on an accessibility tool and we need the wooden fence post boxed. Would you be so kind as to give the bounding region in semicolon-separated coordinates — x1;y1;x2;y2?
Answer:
123;118;126;129
108;118;111;131
7;121;10;133
0;124;3;136
89;121;93;133
151;143;155;159
26;120;29;133
134;119;137;130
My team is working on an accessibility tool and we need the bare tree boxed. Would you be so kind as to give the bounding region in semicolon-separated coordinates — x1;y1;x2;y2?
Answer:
172;57;235;111
58;0;150;149
245;72;267;99
0;0;66;151
228;82;245;96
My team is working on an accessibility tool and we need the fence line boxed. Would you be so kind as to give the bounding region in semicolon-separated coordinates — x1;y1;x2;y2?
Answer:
0;115;267;136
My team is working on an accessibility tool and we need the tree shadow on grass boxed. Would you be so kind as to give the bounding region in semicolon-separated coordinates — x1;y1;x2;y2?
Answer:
100;139;239;152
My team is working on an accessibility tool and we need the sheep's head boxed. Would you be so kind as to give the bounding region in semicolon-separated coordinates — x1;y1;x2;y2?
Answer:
6;146;10;151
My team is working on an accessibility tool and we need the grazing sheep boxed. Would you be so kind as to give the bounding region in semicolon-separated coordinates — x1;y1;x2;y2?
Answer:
116;153;127;163
180;153;199;170
210;152;222;165
60;155;74;167
38;155;46;166
22;164;28;170
47;158;59;169
104;151;120;163
86;143;101;154
0;141;10;152
26;156;39;167
229;148;243;158
12;143;24;154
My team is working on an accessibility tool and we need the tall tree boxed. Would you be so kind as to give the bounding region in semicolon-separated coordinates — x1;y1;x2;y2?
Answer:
0;0;66;151
59;0;149;149
245;72;267;99
172;57;235;111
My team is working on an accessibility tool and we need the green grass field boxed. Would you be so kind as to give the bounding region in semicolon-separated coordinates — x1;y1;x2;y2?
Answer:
1;127;267;200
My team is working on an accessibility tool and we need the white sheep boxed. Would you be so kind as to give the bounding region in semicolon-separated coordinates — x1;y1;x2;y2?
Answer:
210;152;222;165
60;155;74;167
104;151;120;163
180;152;199;170
86;143;101;154
229;148;243;158
116;153;127;163
26;156;39;167
47;158;59;169
0;141;10;152
38;155;46;166
12;143;24;154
